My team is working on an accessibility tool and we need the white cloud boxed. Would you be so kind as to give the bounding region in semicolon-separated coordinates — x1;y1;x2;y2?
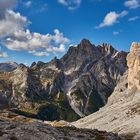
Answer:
0;52;8;58
24;1;32;8
58;0;81;10
124;0;140;9
128;16;139;21
22;1;47;13
46;44;66;53
113;31;119;35
96;11;128;29
0;10;28;38
34;52;49;57
2;28;69;56
0;1;70;57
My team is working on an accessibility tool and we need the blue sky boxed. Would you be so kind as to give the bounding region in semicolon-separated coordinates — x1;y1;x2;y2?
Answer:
0;0;140;65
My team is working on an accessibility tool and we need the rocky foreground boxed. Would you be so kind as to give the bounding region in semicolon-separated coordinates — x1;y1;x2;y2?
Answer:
0;120;125;140
73;43;140;140
0;111;131;140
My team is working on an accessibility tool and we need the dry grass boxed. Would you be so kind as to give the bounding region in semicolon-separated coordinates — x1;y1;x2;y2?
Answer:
44;120;70;127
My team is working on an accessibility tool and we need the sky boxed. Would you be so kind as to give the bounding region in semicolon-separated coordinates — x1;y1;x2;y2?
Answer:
0;0;140;65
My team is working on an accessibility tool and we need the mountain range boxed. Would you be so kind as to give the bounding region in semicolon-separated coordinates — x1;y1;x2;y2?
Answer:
0;39;128;122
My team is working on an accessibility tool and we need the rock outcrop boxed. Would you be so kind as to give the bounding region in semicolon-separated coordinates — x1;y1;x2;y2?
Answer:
73;42;140;140
0;119;124;140
0;110;131;140
0;39;128;121
127;42;140;90
0;62;18;72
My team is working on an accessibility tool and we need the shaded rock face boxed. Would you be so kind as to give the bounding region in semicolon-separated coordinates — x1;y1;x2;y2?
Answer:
0;39;128;121
127;42;140;90
73;42;140;140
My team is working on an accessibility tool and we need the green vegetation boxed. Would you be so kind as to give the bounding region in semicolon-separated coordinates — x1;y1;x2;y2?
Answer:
87;90;104;114
71;89;85;101
37;92;80;122
69;89;105;115
15;92;80;122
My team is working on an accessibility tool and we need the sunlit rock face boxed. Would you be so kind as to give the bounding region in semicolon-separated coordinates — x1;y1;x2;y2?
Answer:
127;42;140;90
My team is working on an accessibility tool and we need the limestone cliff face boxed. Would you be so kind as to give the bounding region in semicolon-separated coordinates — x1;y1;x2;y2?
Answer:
127;42;140;90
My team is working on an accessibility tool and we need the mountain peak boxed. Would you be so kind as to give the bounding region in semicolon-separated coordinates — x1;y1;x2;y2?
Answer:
97;43;117;57
80;38;91;43
0;61;18;72
130;42;140;52
79;39;93;47
49;57;63;69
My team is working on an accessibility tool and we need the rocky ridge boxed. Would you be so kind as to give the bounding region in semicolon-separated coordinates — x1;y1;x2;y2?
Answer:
0;62;18;72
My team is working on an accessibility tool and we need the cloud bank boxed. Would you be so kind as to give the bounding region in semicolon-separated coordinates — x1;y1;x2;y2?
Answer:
3;29;69;56
0;0;70;57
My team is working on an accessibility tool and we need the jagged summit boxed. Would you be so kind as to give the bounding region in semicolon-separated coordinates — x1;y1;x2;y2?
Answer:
79;38;93;47
131;42;140;51
49;56;64;69
30;62;36;68
77;39;95;51
97;43;117;57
